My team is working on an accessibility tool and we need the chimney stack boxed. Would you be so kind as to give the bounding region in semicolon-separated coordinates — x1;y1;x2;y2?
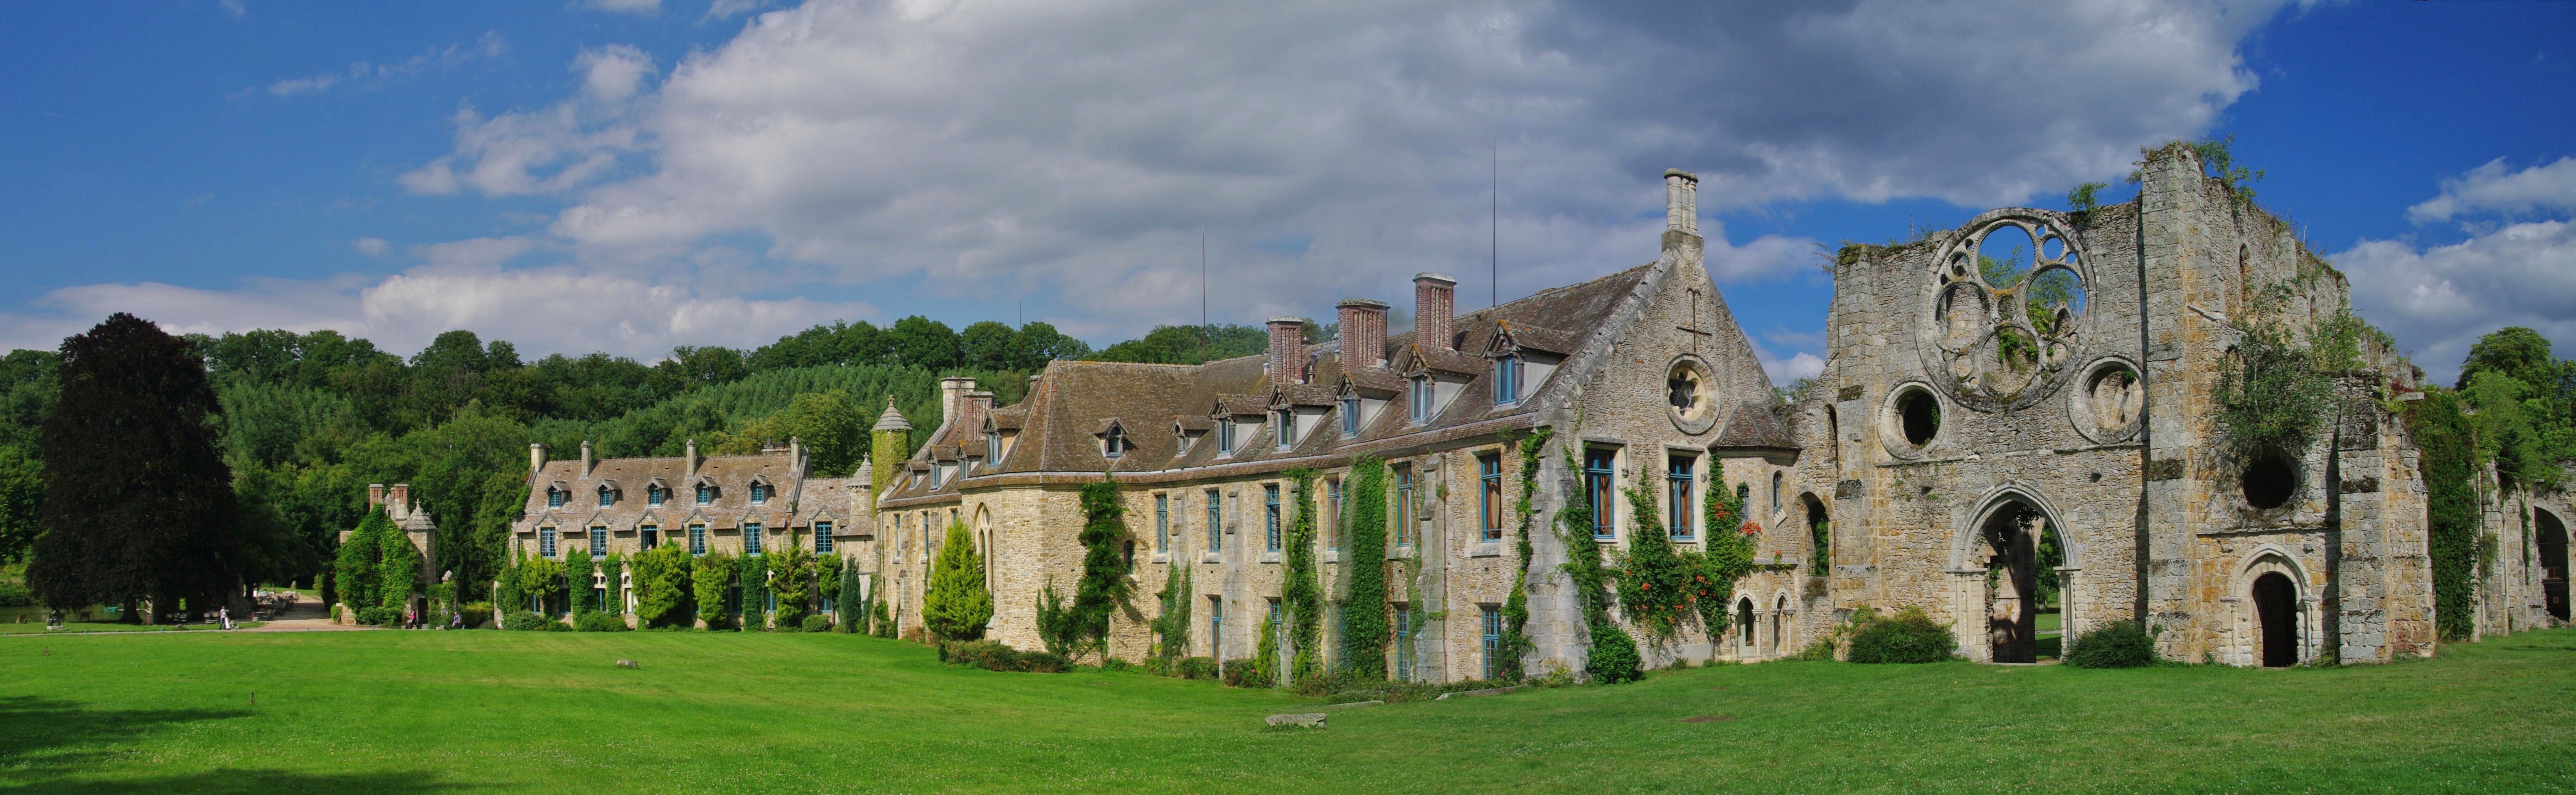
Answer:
1414;273;1457;352
790;436;804;475
1267;317;1305;384
528;443;547;479
369;483;386;509
1337;298;1389;369
939;377;975;431
685;438;700;478
388;483;410;516
579;440;594;478
1663;169;1699;237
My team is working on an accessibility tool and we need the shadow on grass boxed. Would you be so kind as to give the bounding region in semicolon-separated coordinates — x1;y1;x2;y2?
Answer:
0;695;476;793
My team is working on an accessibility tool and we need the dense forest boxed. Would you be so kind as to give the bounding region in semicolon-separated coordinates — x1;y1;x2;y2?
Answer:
0;314;1284;603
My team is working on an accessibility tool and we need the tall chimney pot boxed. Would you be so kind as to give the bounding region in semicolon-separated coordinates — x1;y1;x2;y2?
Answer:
685;438;699;479
938;377;976;432
1664;169;1699;236
1267;317;1305;384
369;483;386;508
1414;273;1457;352
528;443;547;481
1337;298;1389;369
579;440;593;478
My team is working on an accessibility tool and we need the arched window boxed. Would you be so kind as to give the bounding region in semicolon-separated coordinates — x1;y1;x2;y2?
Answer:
1736;598;1756;648
1771;471;1783;513
1104;426;1129;458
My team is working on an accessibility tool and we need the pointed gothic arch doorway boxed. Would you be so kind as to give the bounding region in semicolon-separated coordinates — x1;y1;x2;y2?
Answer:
2538;508;2569;623
2253;571;2300;667
1971;494;2070;664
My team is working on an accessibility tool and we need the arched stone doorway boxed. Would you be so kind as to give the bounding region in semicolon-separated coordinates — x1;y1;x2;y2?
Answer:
1969;495;2070;664
2538;508;2569;623
1735;597;1756;657
1771;595;1790;657
2253;572;2300;667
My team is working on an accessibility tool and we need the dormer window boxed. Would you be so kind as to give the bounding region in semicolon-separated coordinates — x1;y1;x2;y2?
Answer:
1409;376;1433;423
750;481;769;504
1342;395;1361;437
1495;355;1522;405
648;486;664;507
986;433;1002;466
1104;426;1130;459
1175;427;1194;454
597;487;614;508
1218;419;1236;453
547;489;565;508
695;484;713;505
1274;410;1295;450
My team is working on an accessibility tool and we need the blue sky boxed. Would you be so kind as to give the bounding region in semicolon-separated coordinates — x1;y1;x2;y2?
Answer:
2;0;2569;385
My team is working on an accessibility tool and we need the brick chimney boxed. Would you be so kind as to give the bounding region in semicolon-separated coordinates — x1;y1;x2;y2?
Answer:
1414;273;1456;352
579;440;594;478
1268;317;1305;384
369;483;386;509
1337;298;1389;369
387;483;410;517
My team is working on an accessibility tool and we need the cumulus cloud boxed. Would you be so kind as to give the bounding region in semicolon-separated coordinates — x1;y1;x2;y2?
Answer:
2339;220;2576;386
2407;157;2576;223
352;237;390;257
391;0;2282;342
256;32;506;98
219;0;246;19
0;264;868;360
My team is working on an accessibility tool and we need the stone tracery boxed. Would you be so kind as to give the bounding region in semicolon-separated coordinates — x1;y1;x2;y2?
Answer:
1921;212;2091;411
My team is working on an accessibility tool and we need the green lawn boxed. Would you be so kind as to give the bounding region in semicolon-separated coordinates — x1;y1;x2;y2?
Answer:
4;628;2574;793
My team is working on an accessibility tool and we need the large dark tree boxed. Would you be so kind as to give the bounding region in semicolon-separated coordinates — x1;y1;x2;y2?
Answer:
26;314;247;619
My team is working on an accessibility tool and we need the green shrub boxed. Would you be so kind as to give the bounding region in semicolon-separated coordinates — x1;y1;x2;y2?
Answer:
871;601;894;638
800;614;830;633
1175;657;1219;680
0;582;31;607
1845;606;1956;664
1017;651;1070;673
575;611;631;632
1586;622;1643;684
692;552;736;630
458;602;493;629
502;609;553;631
923;521;993;642
356;606;401;626
1221;659;1270;688
2064;620;2158;668
942;640;1058;673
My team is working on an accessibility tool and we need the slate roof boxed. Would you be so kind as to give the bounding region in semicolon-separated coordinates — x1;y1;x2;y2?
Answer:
516;448;867;535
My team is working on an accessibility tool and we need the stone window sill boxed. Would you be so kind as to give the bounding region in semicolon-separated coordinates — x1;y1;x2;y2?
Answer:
1470;542;1503;558
1151;553;1170;564
1201;553;1223;564
1260;552;1282;564
1323;550;1340;563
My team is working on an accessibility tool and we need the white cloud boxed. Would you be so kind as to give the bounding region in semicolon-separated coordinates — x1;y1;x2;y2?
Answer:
384;0;2291;343
257;32;506;98
704;0;772;20
352;237;389;257
2408;157;2576;223
579;0;661;15
219;0;246;19
2338;220;2576;386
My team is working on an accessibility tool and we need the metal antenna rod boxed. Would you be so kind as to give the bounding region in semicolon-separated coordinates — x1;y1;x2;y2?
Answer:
1491;144;1499;309
1200;233;1209;366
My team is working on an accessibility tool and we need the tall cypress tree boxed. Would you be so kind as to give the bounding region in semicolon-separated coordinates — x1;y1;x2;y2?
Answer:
1072;477;1133;660
922;520;992;642
27;314;246;620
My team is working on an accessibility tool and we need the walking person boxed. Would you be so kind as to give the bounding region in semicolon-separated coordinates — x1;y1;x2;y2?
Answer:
218;606;231;630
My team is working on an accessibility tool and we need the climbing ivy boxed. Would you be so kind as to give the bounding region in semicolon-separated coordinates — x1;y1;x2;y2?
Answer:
563;547;594;618
1496;428;1551;682
2215;319;2336;465
1283;469;1325;683
1692;459;1757;634
1552;422;1640;684
1616;472;1694;641
1340;456;1390;680
1150;560;1192;670
2408;389;2482;640
1071;476;1134;660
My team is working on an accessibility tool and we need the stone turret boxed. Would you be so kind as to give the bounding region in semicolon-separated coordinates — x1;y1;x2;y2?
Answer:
871;397;913;506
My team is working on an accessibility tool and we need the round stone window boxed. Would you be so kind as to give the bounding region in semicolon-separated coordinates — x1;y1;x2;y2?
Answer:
2067;358;2145;444
1880;383;1943;457
1665;356;1718;434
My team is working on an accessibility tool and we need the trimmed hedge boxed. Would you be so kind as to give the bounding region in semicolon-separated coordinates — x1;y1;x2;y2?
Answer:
800;615;830;633
575;611;631;632
1845;606;1956;664
942;640;1069;673
502;609;565;631
356;606;401;627
458;602;492;629
2064;620;2158;668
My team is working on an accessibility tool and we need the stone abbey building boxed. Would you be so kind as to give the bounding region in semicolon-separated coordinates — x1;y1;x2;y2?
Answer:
514;145;2505;676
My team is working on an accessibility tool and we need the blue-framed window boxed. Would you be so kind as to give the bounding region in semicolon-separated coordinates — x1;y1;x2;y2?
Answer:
696;484;712;505
648;486;664;506
1341;396;1360;437
1585;448;1618;541
589;526;607;557
1268;599;1285;665
1155;495;1170;554
688;524;707;555
640;525;659;549
1395;466;1417;546
539;527;557;558
744;523;763;555
547;489;564;508
1208;596;1225;662
987;433;1002;465
1205;489;1223;552
1669;452;1697;540
750;482;769;504
598;488;613;508
1274;410;1294;450
1395;604;1415;682
815;522;833;554
1217;420;1236;454
1408;377;1431;422
1479;453;1504;542
1265;485;1282;552
1327;477;1343;551
1481;604;1503;680
1494;355;1521;405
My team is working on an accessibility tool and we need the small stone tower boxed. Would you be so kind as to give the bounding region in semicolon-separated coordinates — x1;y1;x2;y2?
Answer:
871;397;913;506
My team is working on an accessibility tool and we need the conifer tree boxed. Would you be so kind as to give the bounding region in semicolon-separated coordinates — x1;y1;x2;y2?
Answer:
1071;478;1132;660
27;314;247;619
692;551;735;629
739;552;770;630
922;520;991;642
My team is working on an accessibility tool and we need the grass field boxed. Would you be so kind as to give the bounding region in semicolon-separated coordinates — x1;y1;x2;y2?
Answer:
3;628;2574;793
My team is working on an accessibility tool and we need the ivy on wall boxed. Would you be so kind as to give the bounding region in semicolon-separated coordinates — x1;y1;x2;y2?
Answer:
2408;389;2482;640
1496;428;1551;682
1552;422;1640;684
1071;477;1134;660
1340;456;1389;680
1283;469;1325;684
1149;559;1192;669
